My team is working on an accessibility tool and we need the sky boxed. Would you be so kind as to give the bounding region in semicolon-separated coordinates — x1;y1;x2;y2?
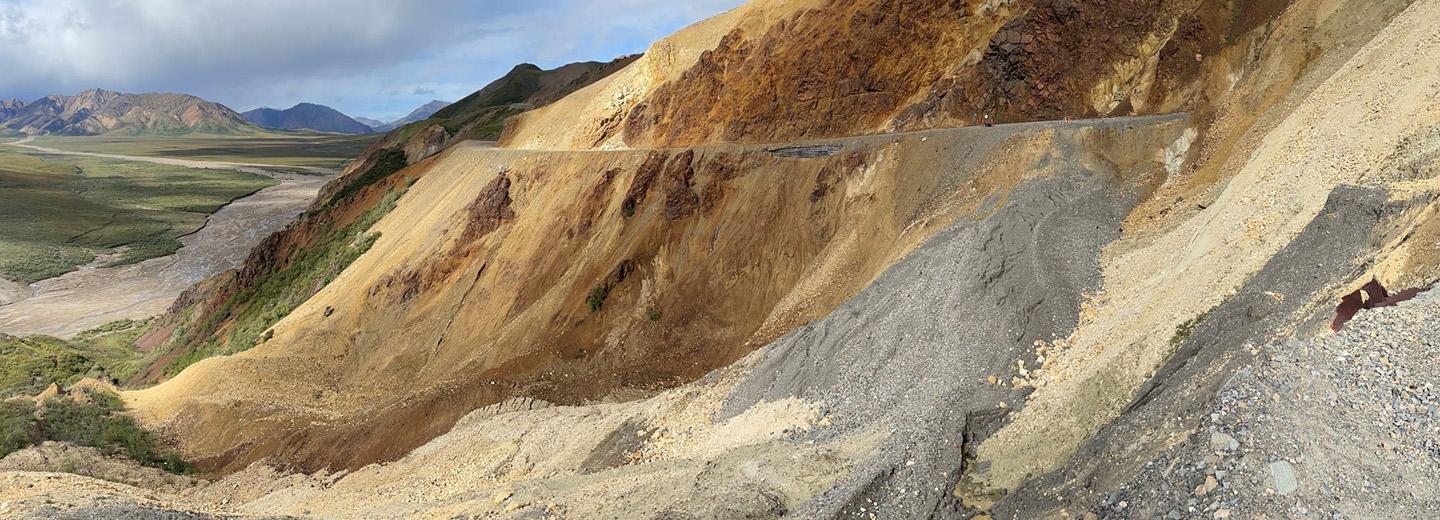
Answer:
0;0;744;121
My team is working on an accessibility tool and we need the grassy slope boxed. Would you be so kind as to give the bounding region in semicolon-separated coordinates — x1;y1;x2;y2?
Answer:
30;133;381;170
391;63;550;143
0;319;188;471
0;149;276;283
0;320;152;398
0;385;188;473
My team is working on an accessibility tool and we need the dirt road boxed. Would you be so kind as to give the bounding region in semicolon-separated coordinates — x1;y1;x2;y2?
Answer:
0;139;335;337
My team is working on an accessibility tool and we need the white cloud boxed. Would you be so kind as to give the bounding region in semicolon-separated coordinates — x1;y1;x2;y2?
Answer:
0;0;744;119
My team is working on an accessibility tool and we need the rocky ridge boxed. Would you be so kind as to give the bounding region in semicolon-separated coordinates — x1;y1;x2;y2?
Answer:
1;89;260;136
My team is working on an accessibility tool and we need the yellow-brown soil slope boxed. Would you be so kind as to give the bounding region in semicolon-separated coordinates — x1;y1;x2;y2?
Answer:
126;116;1183;474
124;0;1432;486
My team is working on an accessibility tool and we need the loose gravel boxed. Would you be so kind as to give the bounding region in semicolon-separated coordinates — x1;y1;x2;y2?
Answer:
1085;287;1440;519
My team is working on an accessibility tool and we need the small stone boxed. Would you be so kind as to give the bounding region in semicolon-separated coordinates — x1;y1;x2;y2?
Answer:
1269;461;1299;495
1083;513;1099;520
1210;431;1239;451
1215;509;1232;519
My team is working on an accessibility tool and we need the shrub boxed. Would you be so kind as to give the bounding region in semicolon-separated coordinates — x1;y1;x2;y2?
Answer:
24;393;191;474
1169;309;1213;348
0;401;37;457
587;286;610;312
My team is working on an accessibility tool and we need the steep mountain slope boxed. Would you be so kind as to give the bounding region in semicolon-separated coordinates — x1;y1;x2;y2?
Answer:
0;99;23;121
367;100;451;132
5;0;1440;518
242;103;373;134
129;117;1186;476
420;59;638;143
119;57;639;387
1;89;260;136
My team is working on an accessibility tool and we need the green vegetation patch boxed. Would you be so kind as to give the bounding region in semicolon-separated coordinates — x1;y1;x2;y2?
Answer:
0;149;275;282
587;286;611;312
0;319;152;398
463;107;525;141
327;148;408;206
0;318;189;473
585;260;636;313
0;401;38;457
165;189;403;376
0;387;189;474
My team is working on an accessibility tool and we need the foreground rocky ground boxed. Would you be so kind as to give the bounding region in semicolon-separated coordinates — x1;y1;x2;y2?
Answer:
1084;287;1440;519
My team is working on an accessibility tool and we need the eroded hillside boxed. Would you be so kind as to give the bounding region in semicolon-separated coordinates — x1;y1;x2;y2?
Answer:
125;57;636;385
503;0;1292;149
130;115;1185;475
3;0;1439;518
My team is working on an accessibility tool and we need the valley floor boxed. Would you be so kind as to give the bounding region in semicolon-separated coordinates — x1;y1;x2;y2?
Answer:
0;139;337;337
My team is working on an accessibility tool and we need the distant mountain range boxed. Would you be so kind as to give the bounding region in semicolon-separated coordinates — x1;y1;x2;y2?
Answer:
347;100;452;133
0;89;259;136
352;116;387;129
369;100;451;132
242;103;373;134
240;100;453;134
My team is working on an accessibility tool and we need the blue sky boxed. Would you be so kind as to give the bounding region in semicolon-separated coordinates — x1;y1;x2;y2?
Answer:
0;0;743;121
